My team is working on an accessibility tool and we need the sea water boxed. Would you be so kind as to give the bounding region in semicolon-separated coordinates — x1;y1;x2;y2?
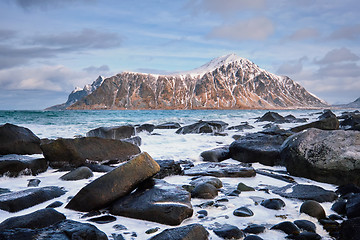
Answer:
0;109;350;239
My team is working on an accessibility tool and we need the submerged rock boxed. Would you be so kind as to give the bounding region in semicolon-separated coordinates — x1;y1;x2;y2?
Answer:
0;123;42;155
154;160;182;179
0;158;48;177
136;124;155;133
346;193;360;218
227;122;254;131
41;137;140;168
290;110;339;132
200;146;230;162
0;208;66;230
155;122;181;129
176;120;228;134
0;186;66;212
190;176;223;189
272;184;337;202
191;183;218;199
149;224;209;240
281;128;360;185
184;162;256;178
66;152;160;212
229;132;288;166
86;125;135;140
110;179;193;225
60;166;93;181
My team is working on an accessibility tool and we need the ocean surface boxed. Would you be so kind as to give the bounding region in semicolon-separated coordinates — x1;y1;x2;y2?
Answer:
0;109;351;239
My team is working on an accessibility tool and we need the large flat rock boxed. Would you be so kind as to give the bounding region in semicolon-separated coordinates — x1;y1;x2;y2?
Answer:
184;162;256;178
66;152;160;212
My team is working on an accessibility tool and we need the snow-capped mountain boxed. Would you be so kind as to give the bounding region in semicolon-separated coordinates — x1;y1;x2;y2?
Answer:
54;54;327;110
46;76;104;110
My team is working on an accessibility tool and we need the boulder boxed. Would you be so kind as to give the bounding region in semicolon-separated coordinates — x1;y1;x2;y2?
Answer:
155;122;181;129
339;112;360;130
339;217;360;240
260;198;285;210
233;206;254;217
270;221;300;235
149;224;209;240
300;200;326;219
191;183;218;199
0;208;66;230
41;137;140;168
86;125;135;140
28;179;41;187
60;166;94;181
244;235;263;240
237;182;255;192
190;176;223;189
346;193;360;218
0;158;48;177
293;220;316;233
290;114;339;132
110;179;193;226
123;136;142;146
286;232;321;240
281;128;360;185
256;111;287;123
136;124;155;133
243;224;266;234
213;224;244;239
176;120;228;134
229;133;287;166
0;186;66;212
331;200;347;215
272;184;337;202
184;162;256;178
0;123;42;155
88;215;116;224
154;160;182;179
66;152;160;212
0;220;107;240
200;146;230;162
227;122;254;131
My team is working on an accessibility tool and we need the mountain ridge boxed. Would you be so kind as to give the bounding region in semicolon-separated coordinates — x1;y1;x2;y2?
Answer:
48;54;328;110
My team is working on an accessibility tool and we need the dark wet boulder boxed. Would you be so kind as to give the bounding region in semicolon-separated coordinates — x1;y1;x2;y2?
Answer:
244;235;263;240
184;162;256;178
154;160;182;179
319;109;336;120
213;224;244;239
85;163;114;173
237;182;255;192
339;217;360;240
229;132;288;166
340;112;360;131
256;111;287;123
27;179;41;187
233;206;254;217
227;122;254;131
200;146;230;162
86;125;135;140
88;215;116;224
46;201;63;209
290;112;339;132
0;219;107;240
261;198;285;210
123;136;142;146
336;184;360;197
0;158;48;177
319;218;340;237
149;223;209;240
243;224;265;234
41;137;141;168
272;184;337;202
190;176;223;189
66;152;160;212
176;120;228;134
271;221;300;235
60;166;93;181
300;200;326;219
191;183;218;199
331;200;347;215
286;232;321;240
155;122;181;129
346;193;360;218
136;123;155;133
0;186;66;212
0;188;11;195
281;128;360;185
294;220;316;233
110;179;193;226
0;208;66;230
0;123;42;155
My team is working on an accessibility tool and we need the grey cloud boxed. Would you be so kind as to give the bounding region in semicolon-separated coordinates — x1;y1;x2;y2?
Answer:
287;28;319;41
315;47;359;65
11;0;95;11
208;17;274;41
83;65;110;73
277;57;307;75
0;29;17;42
30;29;122;50
329;24;360;40
316;62;360;78
187;0;266;15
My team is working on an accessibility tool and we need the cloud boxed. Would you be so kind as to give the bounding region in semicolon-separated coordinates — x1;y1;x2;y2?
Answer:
316;62;360;78
287;28;319;41
277;57;307;75
329;24;360;40
187;0;266;15
83;65;110;73
30;28;122;50
208;17;274;41
10;0;95;11
0;29;17;42
0;65;95;91
315;47;359;65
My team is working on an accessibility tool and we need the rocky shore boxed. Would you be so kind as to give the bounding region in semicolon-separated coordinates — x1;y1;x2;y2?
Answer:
0;109;359;240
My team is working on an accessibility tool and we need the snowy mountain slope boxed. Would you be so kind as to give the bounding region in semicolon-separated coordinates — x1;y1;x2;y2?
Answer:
56;54;327;110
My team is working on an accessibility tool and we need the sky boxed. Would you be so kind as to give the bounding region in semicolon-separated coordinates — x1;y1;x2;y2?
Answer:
0;0;359;109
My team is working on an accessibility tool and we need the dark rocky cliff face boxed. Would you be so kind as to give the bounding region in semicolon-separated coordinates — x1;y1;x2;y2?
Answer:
68;58;327;110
